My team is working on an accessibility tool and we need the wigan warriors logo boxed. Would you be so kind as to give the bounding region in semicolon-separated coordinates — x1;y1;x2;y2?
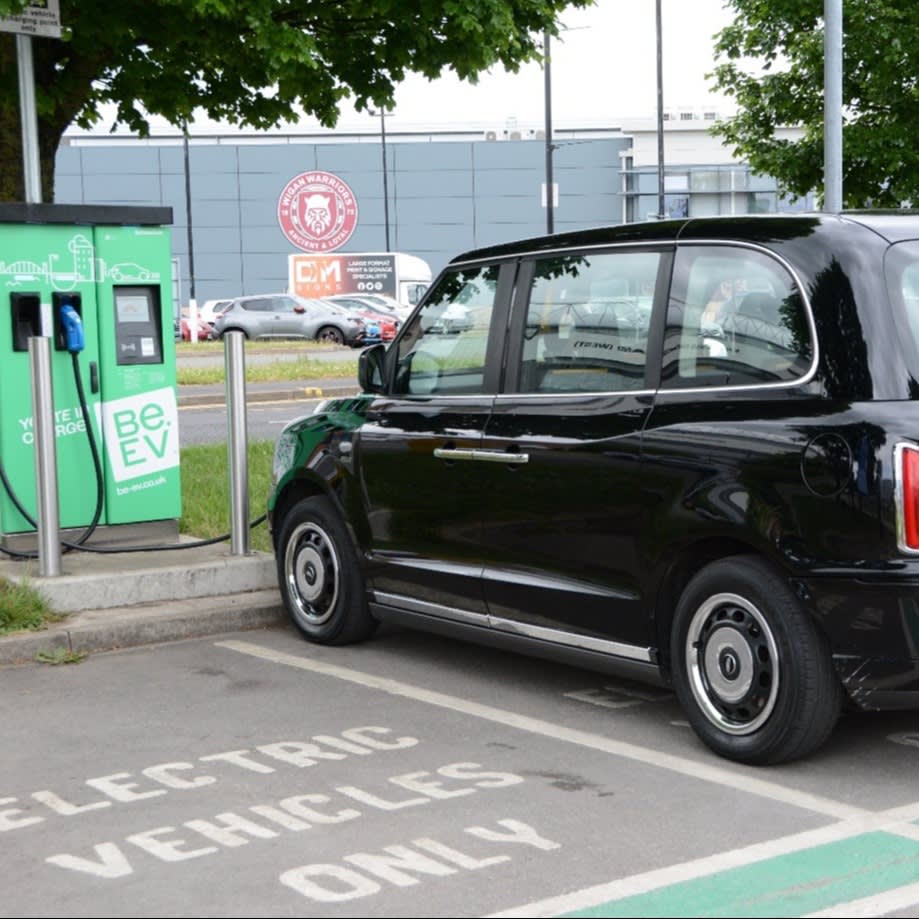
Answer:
277;171;359;252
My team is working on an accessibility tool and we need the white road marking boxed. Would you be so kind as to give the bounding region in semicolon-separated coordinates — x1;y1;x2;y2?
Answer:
804;880;919;917
488;807;919;917
218;639;919;919
216;640;865;821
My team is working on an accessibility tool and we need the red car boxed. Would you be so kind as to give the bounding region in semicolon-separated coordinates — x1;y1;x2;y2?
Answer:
320;297;400;341
180;312;213;342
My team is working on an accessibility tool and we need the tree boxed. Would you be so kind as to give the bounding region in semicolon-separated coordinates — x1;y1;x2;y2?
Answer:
0;0;589;202
710;0;919;207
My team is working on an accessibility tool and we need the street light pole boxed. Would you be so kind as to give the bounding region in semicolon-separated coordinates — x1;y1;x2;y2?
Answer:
655;0;666;219
380;109;391;251
824;0;843;213
544;29;555;235
183;123;198;341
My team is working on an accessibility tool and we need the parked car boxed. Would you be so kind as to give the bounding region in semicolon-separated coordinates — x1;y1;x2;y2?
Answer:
326;292;412;322
197;298;233;328
268;213;919;765
211;293;372;346
179;308;214;342
320;295;400;341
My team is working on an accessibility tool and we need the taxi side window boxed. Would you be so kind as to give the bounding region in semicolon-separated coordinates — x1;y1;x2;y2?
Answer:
392;265;499;395
518;251;659;393
661;246;813;388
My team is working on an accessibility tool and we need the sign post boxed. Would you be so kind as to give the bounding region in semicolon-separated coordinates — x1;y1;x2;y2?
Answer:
0;1;64;204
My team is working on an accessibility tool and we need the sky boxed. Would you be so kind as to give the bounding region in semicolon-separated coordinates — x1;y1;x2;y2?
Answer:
315;0;738;135
83;0;738;137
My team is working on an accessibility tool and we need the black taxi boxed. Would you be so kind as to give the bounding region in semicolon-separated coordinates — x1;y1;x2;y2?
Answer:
268;213;919;765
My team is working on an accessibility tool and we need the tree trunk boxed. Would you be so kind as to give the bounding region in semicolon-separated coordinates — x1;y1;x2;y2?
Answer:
0;33;105;204
0;100;70;204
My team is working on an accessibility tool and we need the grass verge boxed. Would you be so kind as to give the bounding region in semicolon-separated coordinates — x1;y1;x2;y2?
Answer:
178;356;358;386
0;441;277;636
179;439;275;554
0;576;64;636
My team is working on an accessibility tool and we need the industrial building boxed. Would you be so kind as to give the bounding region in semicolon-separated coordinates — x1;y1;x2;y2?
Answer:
55;113;812;307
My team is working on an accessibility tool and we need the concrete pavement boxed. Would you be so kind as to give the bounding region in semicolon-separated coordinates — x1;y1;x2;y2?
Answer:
0;371;362;667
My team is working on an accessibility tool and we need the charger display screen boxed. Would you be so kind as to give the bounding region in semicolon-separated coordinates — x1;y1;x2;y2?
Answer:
116;295;151;324
113;286;162;365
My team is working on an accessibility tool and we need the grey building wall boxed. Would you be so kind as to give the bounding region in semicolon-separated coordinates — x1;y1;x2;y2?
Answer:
54;136;629;307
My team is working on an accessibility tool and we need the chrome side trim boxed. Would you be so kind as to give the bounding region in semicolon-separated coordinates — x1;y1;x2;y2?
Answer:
434;448;529;464
371;590;653;663
483;567;635;600
494;389;656;402
373;591;489;627
489;615;654;662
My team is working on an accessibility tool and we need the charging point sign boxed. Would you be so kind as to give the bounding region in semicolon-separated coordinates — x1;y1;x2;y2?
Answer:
98;388;179;484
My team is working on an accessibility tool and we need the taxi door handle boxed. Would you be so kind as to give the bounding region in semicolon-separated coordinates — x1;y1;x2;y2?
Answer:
434;447;529;465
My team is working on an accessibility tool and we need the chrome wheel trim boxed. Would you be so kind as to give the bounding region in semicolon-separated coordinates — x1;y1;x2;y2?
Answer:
684;592;780;736
283;521;340;627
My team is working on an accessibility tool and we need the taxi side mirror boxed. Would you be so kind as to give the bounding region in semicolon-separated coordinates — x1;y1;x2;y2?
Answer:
358;343;387;394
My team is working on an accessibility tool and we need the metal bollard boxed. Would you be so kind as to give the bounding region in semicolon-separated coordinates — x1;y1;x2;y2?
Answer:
29;337;61;576
223;331;250;555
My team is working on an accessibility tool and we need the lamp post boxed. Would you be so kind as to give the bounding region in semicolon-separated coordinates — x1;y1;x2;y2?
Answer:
183;122;198;340
824;0;843;212
655;0;665;220
377;109;391;251
544;29;555;234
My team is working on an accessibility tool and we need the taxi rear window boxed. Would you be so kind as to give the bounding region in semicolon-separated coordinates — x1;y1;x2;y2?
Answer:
885;240;919;385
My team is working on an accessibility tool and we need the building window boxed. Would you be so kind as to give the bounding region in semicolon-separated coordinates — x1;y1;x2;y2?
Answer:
664;173;689;193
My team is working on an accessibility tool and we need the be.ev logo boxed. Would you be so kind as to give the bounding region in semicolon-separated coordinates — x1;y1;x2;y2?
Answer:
98;388;179;483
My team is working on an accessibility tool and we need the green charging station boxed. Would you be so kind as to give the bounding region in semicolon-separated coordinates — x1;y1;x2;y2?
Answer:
0;203;181;547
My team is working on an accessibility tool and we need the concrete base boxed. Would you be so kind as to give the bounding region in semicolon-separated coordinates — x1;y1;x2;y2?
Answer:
0;538;277;613
2;518;180;552
0;590;287;666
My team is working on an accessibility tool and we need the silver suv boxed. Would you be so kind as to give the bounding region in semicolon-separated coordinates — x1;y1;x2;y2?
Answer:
212;293;370;346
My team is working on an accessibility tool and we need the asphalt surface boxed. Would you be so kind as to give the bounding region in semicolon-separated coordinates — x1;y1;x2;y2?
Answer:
0;350;361;667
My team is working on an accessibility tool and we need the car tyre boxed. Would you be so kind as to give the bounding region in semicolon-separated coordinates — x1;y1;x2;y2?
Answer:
670;554;843;765
317;326;345;346
276;495;377;645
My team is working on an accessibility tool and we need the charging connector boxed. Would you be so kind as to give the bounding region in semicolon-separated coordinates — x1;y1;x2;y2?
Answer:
59;304;85;354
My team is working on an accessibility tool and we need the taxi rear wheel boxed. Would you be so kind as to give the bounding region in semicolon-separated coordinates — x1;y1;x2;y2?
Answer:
276;496;376;645
670;554;843;765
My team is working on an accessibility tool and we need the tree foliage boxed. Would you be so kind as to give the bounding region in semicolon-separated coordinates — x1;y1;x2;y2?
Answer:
711;0;919;207
0;0;590;201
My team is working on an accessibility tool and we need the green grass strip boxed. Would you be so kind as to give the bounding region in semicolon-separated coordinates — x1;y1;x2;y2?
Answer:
179;439;275;554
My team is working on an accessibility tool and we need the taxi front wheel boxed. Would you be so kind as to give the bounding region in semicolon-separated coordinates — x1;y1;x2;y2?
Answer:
670;554;843;765
276;495;377;645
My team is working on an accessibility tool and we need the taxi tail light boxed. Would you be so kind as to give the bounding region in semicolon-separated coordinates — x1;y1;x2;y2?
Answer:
900;445;919;550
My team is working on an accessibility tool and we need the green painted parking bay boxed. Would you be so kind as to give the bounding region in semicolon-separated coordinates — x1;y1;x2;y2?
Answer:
566;832;919;918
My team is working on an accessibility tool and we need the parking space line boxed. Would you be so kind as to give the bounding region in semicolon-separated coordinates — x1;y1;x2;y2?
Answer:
216;640;864;820
506;824;919;919
804;880;919;917
490;806;919;917
218;640;919;918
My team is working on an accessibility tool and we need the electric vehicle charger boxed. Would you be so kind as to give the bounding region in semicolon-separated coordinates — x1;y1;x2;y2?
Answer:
0;308;266;560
